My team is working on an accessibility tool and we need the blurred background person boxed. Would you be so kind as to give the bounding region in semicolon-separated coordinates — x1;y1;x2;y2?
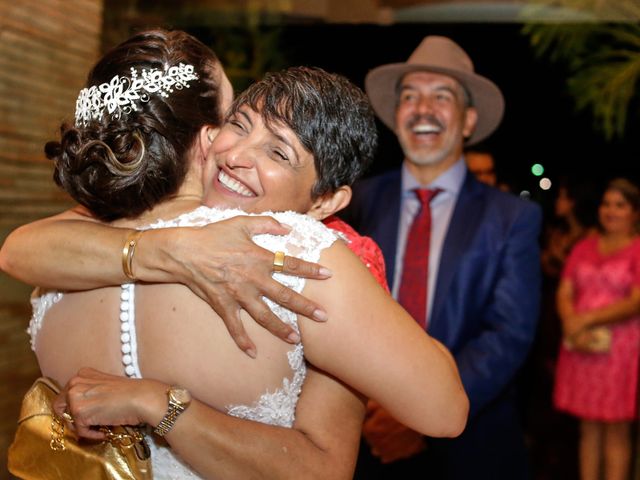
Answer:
464;146;514;192
541;177;599;279
464;147;497;187
521;175;599;479
553;177;640;480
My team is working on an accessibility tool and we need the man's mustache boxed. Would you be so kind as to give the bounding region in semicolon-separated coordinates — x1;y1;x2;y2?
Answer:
406;115;444;131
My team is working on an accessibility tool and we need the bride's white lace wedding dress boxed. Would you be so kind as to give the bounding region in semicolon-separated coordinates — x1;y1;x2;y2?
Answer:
29;207;339;479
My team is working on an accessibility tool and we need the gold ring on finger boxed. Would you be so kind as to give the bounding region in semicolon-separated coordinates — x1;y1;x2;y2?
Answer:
273;251;285;273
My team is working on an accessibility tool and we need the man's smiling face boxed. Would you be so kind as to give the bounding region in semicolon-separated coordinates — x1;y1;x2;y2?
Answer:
395;71;476;171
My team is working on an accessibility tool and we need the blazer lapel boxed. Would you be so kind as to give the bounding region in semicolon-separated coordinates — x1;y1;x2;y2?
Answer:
373;175;402;288
429;174;485;336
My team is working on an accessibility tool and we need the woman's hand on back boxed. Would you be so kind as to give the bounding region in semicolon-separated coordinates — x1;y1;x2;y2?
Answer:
140;215;332;357
0;209;331;358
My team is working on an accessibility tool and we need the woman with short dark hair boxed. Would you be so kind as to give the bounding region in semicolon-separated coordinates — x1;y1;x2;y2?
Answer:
3;29;467;479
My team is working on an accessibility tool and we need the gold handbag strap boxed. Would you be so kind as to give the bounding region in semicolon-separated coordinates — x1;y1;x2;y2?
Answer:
50;414;66;451
49;417;148;454
20;376;148;458
102;426;146;449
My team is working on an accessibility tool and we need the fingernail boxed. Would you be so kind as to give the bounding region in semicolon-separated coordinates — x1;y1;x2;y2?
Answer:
246;348;257;359
313;309;328;322
280;223;293;231
287;332;301;343
319;267;332;277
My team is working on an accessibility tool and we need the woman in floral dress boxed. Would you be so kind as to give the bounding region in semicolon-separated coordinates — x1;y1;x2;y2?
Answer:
554;178;640;480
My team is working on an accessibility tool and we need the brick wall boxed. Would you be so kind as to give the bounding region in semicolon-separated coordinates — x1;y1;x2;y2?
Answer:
0;0;103;475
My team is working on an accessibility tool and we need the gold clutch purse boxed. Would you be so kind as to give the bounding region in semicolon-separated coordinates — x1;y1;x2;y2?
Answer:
8;376;152;480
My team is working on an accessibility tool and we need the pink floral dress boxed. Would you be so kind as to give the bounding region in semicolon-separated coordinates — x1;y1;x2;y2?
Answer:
553;235;640;421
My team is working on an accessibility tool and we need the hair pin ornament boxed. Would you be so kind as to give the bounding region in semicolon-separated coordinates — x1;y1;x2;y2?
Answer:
75;63;199;127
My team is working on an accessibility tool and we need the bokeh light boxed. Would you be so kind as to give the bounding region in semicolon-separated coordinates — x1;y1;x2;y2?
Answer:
539;177;552;190
531;164;544;176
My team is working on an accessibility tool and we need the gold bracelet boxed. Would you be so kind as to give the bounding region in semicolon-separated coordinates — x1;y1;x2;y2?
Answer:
122;230;144;281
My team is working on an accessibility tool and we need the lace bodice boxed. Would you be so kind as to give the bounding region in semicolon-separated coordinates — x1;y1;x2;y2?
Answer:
29;207;338;479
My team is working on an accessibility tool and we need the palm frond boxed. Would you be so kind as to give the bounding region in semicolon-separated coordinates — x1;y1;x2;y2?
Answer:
569;53;640;138
521;0;640;140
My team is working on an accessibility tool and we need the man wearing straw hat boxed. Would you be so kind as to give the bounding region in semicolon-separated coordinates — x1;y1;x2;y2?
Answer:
342;36;542;479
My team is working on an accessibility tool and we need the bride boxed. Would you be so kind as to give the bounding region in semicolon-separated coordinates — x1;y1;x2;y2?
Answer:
1;29;468;479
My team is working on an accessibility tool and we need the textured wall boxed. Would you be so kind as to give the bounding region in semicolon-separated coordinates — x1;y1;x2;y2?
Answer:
0;0;103;475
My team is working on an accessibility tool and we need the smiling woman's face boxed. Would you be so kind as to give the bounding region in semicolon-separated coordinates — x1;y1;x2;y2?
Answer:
202;106;318;215
598;188;639;236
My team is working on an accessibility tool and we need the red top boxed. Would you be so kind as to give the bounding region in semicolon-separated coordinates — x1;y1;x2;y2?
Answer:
322;215;390;293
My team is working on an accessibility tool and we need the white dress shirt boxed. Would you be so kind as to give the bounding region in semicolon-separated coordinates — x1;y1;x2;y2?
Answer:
392;158;467;324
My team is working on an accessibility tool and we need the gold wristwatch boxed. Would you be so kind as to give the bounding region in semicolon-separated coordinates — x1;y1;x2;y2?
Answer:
153;386;192;436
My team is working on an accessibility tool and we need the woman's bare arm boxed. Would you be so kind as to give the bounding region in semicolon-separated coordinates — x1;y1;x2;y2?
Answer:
54;242;467;477
300;241;468;437
57;367;365;480
0;208;124;289
0;209;331;354
557;274;640;337
574;286;640;329
556;278;577;337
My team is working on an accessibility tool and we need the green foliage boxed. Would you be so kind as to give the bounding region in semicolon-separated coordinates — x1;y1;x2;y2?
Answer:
522;0;640;140
210;23;288;92
101;1;289;93
169;6;289;91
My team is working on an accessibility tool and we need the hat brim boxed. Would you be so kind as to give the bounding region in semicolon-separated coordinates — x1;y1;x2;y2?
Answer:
365;63;505;146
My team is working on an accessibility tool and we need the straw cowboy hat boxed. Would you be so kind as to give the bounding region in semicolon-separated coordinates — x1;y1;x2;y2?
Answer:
365;35;505;146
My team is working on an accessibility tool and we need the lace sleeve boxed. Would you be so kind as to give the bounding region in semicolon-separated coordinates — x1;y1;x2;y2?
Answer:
146;206;339;266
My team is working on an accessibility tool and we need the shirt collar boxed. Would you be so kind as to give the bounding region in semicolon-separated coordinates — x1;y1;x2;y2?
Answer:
401;157;467;198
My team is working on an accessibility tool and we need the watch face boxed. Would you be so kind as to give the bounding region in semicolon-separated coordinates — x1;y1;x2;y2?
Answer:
170;387;192;404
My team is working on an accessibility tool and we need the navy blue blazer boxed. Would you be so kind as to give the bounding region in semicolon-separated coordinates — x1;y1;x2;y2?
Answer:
341;169;542;419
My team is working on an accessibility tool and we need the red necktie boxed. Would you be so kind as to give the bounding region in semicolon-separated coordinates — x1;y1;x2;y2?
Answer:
398;188;440;329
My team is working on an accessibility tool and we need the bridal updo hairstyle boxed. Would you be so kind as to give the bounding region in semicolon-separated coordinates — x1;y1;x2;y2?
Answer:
47;29;224;221
228;66;378;199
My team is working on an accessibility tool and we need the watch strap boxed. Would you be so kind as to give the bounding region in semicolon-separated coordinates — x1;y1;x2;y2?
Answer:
154;398;187;436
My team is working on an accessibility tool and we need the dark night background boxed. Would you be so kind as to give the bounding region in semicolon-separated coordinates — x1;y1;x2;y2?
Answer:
192;22;640;217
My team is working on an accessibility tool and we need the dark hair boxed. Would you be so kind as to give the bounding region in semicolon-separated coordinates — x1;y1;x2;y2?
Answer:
605;177;640;212
561;177;599;228
227;66;378;198
47;29;224;221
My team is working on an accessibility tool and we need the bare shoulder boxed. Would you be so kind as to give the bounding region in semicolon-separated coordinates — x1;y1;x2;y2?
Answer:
31;206;98;224
305;240;382;299
298;240;398;367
